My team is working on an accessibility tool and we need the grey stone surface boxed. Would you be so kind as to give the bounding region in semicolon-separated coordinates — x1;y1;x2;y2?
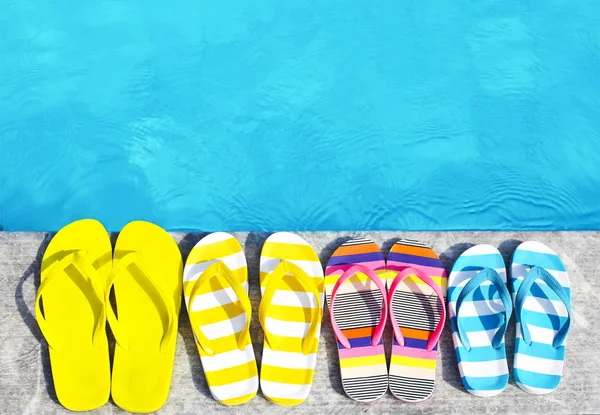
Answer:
1;231;598;414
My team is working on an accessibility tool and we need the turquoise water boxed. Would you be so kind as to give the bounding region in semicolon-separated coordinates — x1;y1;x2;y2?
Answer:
1;1;599;232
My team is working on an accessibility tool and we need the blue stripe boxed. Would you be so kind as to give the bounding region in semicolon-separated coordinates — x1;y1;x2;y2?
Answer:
450;314;502;333
459;265;496;272
512;250;566;272
393;337;438;351
455;345;507;363
328;252;384;266
462;374;509;392
452;253;505;273
448;284;508;302
387;252;443;268
338;336;383;349
518;309;567;331
514;368;562;390
511;278;571;299
515;340;565;361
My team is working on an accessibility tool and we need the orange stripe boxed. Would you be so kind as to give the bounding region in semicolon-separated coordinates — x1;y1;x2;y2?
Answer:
401;327;432;340
390;244;437;258
334;243;380;256
341;326;375;339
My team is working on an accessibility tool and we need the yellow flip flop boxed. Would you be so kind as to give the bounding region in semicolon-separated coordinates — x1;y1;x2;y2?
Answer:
183;232;258;405
106;221;183;413
259;232;324;406
36;219;112;411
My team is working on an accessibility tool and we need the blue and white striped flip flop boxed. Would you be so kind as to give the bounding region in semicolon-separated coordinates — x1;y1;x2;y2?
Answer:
448;245;512;397
511;241;571;394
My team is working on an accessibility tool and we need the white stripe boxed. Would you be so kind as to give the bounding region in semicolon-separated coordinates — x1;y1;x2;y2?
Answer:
324;282;383;296
261;287;325;304
186;283;249;312
390;279;437;296
264;317;320;339
516;324;565;346
197;232;236;245
448;298;506;318
260;380;312;400
398;239;429;248
264;232;310;245
461;244;500;256
452;329;503;348
458;359;508;378
514;353;564;376
449;269;507;288
184;251;247;282
199;312;247;340
271;290;319;308
260;257;323;278
262;348;317;369
343;238;372;245
516;241;557;255
210;376;258;401
511;265;570;288
522;296;568;317
201;344;255;372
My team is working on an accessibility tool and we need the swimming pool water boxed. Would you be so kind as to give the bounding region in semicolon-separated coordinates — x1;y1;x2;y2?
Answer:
1;1;599;232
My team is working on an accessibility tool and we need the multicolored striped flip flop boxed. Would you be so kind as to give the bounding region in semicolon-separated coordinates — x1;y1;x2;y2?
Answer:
259;232;324;406
448;244;512;397
325;238;388;402
183;232;258;406
386;239;447;402
511;241;571;394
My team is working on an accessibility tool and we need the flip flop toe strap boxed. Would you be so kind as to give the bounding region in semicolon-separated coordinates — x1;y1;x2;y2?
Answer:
259;260;323;355
330;264;388;349
515;266;571;348
388;267;446;351
188;261;252;356
105;251;177;354
455;268;512;351
36;251;106;353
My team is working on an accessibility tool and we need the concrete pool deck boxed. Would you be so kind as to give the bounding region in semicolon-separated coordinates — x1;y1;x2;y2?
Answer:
1;231;598;414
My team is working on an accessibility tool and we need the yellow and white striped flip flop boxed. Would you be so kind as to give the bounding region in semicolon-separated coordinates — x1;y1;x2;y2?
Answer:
259;232;324;406
183;232;258;406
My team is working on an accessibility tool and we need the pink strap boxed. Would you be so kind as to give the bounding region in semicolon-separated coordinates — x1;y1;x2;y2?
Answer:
330;264;388;349
388;267;446;351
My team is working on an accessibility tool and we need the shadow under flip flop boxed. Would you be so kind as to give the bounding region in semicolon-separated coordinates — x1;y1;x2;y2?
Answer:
14;233;59;404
